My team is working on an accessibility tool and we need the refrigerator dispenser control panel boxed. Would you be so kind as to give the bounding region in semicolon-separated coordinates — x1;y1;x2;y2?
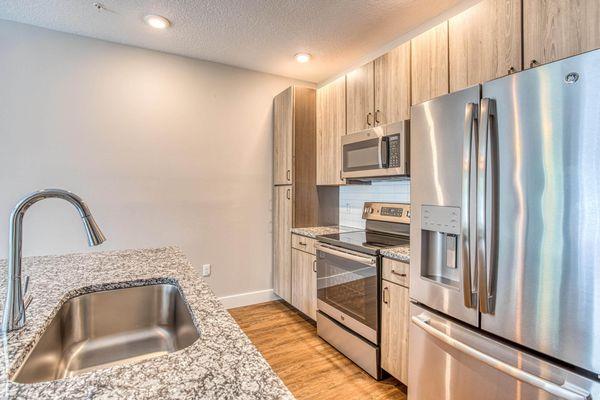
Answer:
421;205;460;235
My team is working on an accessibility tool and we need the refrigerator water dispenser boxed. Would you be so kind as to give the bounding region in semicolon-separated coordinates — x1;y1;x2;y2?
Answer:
420;205;461;288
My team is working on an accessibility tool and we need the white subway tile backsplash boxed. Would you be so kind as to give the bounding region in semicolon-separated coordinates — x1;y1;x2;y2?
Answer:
339;181;410;228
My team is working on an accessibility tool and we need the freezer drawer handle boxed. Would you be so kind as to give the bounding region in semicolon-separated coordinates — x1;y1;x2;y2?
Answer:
412;315;591;400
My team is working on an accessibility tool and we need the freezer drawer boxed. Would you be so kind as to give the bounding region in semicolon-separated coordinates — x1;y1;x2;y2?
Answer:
409;303;599;400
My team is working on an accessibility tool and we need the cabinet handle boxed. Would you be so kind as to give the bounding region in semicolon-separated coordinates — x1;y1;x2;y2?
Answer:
375;109;381;125
366;112;373;126
391;269;407;278
286;188;291;199
507;66;515;74
298;241;307;246
339;170;343;181
312;259;317;273
382;286;390;304
286;169;291;181
529;59;538;68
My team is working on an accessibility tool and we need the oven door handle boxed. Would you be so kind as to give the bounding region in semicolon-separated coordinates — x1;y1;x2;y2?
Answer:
315;243;377;266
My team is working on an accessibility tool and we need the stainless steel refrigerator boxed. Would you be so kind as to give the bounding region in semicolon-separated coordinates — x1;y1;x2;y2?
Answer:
409;49;600;399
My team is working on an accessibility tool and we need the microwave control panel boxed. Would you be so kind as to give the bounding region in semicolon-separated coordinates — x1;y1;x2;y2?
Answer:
387;134;401;167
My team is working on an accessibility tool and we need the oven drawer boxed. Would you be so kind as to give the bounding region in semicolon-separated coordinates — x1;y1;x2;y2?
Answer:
382;258;409;288
317;311;380;379
292;234;316;255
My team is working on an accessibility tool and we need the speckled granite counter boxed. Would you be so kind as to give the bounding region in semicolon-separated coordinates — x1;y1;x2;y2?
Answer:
380;244;410;263
0;247;293;399
291;226;360;239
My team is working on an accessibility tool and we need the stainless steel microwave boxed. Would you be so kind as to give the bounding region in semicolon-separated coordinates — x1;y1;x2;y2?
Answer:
341;120;409;180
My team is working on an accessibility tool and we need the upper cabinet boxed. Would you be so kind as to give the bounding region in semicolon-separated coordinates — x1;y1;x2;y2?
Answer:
345;43;411;134
374;42;411;123
411;22;449;105
316;76;346;186
273;87;293;185
346;62;375;133
449;0;522;92
524;0;600;68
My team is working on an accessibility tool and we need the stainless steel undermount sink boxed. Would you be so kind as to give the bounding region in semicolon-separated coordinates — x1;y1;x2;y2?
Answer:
12;283;200;384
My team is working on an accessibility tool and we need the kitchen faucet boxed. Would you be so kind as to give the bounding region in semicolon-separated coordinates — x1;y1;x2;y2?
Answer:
2;189;106;333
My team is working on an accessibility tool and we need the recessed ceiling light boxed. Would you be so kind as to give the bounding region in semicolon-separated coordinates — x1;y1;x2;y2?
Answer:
295;53;312;63
144;14;171;29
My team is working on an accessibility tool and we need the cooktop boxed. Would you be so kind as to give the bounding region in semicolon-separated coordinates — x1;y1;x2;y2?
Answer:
317;230;409;256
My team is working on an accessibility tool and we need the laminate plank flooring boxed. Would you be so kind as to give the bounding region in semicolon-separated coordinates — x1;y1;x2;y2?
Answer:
229;300;407;400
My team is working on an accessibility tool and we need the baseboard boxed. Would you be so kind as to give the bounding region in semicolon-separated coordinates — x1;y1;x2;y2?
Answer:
219;289;280;309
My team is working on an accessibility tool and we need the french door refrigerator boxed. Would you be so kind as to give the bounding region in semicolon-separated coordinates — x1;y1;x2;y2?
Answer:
409;49;600;400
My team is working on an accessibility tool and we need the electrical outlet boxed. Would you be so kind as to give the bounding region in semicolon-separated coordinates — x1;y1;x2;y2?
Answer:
202;264;211;277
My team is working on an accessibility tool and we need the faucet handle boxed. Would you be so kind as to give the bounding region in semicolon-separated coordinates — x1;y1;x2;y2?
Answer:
23;276;33;311
24;295;33;311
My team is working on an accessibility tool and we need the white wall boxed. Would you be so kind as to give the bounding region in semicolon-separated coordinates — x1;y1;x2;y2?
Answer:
0;20;311;298
339;181;410;228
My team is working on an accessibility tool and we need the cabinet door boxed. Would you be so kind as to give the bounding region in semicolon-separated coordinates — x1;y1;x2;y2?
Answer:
273;87;293;185
316;76;346;185
381;281;409;384
291;248;317;320
374;42;411;123
524;0;600;68
450;0;522;92
346;62;375;133
411;22;449;105
273;186;292;302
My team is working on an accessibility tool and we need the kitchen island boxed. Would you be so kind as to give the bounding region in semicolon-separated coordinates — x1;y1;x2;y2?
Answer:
0;247;293;399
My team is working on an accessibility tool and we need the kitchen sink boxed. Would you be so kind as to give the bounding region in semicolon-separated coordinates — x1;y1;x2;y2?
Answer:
12;283;199;383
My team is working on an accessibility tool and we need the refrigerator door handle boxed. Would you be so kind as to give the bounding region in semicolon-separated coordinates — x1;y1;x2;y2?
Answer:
462;102;478;308
412;314;592;400
477;98;495;314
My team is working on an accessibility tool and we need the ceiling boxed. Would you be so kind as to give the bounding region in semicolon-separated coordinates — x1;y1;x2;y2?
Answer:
0;0;468;83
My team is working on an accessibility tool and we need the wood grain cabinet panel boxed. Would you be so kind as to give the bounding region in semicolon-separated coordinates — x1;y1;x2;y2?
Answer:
450;0;522;92
524;0;600;68
291;248;317;320
374;42;411;123
273;87;293;185
316;76;346;185
346;62;375;133
273;186;292;302
411;22;449;105
381;280;410;384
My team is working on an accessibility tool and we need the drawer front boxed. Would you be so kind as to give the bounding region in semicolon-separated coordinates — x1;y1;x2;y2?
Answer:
382;258;409;287
291;234;316;255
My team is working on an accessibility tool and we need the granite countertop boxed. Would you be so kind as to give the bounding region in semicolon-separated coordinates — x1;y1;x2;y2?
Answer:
0;247;293;399
380;244;410;263
290;225;360;239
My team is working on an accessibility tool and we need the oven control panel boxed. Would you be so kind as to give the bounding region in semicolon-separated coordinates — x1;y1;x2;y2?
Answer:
362;202;411;224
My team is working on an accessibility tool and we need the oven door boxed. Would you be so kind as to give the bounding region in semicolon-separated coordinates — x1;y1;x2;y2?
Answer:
315;243;379;344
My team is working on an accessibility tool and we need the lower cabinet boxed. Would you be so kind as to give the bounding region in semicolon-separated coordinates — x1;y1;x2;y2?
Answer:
291;247;317;320
381;278;410;384
273;186;292;302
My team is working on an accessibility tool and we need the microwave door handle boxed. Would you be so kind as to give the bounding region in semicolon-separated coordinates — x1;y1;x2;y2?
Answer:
379;137;389;168
412;315;591;400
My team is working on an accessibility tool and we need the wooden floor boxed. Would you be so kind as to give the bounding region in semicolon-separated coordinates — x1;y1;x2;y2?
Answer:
229;300;407;400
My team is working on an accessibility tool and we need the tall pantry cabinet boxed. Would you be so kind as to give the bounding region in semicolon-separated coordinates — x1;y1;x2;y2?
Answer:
272;86;337;302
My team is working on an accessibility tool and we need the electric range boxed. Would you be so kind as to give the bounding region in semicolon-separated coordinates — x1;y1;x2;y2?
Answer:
314;202;410;379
